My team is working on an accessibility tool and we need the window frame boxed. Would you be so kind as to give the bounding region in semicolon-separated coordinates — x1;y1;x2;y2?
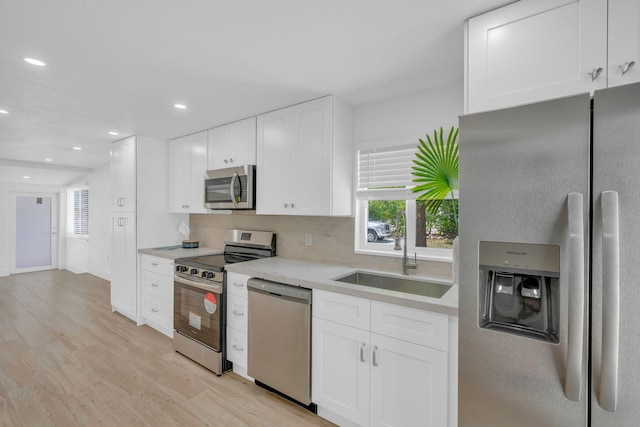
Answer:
354;144;455;263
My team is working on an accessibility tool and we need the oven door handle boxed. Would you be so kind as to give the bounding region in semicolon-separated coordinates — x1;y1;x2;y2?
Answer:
174;275;223;293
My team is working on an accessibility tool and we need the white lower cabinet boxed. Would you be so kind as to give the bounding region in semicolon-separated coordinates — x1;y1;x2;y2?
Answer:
312;289;449;427
111;212;137;320
139;255;174;337
226;272;252;379
369;333;448;427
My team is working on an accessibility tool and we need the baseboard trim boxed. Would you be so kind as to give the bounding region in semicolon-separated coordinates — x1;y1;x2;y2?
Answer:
88;266;110;281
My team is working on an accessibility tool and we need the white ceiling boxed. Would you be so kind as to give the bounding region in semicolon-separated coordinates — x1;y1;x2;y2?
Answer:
0;0;509;186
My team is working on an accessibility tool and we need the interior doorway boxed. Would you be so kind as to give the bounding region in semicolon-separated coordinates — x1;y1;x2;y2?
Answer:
10;193;59;273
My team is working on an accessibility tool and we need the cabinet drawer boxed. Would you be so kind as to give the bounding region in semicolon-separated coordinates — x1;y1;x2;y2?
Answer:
141;295;172;330
371;301;448;351
227;272;251;297
141;255;173;277
227;327;248;368
141;271;172;301
227;294;247;332
313;289;370;331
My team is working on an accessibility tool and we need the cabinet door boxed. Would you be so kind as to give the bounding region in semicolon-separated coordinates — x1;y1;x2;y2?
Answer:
466;0;607;113
189;133;208;213
111;212;137;320
207;125;232;170
169;132;208;213
312;317;370;427
370;333;448;427
230;116;257;166
257;108;291;214
608;0;640;87
168;138;191;212
209;117;257;169
289;96;332;215
111;137;136;211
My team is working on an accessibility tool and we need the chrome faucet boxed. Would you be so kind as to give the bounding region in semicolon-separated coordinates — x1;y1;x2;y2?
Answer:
396;211;417;275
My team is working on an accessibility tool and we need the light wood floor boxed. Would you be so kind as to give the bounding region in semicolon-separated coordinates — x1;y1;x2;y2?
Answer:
0;270;336;427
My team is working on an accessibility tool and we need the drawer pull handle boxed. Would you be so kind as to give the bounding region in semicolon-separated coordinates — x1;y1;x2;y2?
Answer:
360;342;366;363
232;344;244;352
151;262;158;266
151;308;159;313
373;346;379;367
233;310;244;316
151;283;159;288
232;282;245;287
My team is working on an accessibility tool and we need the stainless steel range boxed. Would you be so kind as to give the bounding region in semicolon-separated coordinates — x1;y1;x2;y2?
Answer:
173;229;275;375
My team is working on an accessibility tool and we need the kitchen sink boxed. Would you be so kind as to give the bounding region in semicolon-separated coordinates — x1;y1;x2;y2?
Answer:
333;271;451;299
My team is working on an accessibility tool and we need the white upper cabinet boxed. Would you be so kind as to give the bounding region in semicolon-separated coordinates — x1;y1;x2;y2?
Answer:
207;117;257;170
111;136;136;212
608;0;640;87
168;131;208;213
466;0;607;113
256;95;353;216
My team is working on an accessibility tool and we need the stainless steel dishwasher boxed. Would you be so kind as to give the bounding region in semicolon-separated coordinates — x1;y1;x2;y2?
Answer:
247;278;313;409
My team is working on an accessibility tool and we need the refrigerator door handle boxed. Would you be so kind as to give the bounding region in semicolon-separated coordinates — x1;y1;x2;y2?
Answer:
565;192;585;401
600;190;620;412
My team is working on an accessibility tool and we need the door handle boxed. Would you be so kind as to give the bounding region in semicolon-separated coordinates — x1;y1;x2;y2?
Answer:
230;172;239;208
600;191;620;411
360;342;366;363
372;346;379;367
565;192;585;401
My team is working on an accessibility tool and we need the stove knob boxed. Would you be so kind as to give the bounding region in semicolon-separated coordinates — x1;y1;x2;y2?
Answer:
176;266;186;273
201;271;208;278
190;268;198;275
207;271;215;279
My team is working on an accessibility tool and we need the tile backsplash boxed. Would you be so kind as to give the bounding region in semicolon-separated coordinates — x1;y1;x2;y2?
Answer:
190;211;452;280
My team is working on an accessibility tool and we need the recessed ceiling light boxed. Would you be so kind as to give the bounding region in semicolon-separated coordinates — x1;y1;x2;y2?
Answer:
24;57;46;67
108;131;119;136
0;110;8;114
23;176;30;179
44;158;53;162
174;103;187;109
73;146;82;150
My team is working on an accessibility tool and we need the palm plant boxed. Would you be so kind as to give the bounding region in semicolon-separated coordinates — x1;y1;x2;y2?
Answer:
411;126;459;235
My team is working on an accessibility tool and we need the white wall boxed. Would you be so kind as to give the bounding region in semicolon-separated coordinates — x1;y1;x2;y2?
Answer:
88;164;111;280
353;81;463;150
0;183;63;277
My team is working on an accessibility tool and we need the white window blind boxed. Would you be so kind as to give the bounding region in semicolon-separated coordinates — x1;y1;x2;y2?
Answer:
357;144;417;200
71;188;89;236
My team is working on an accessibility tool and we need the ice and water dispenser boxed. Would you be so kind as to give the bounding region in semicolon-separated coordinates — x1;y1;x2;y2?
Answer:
478;241;560;344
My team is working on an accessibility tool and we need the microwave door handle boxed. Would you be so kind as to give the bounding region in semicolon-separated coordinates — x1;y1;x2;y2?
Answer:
230;173;239;208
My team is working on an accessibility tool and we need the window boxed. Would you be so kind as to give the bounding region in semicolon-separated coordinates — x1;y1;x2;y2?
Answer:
67;187;89;237
355;145;455;261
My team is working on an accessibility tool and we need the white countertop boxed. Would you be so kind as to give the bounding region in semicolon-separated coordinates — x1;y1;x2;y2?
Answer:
138;246;223;260
225;257;458;316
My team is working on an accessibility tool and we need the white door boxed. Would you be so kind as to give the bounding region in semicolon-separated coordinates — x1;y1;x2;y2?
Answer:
10;193;58;273
111;137;136;211
608;0;640;87
168;137;191;212
466;0;607;113
312;317;370;426
111;212;137;320
257;109;291;214
370;333;448;427
290;96;332;215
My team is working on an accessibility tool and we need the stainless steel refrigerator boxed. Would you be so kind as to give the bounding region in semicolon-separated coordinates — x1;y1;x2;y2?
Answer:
458;82;640;426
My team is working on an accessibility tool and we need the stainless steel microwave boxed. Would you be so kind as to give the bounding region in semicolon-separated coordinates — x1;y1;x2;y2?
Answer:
204;165;255;210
